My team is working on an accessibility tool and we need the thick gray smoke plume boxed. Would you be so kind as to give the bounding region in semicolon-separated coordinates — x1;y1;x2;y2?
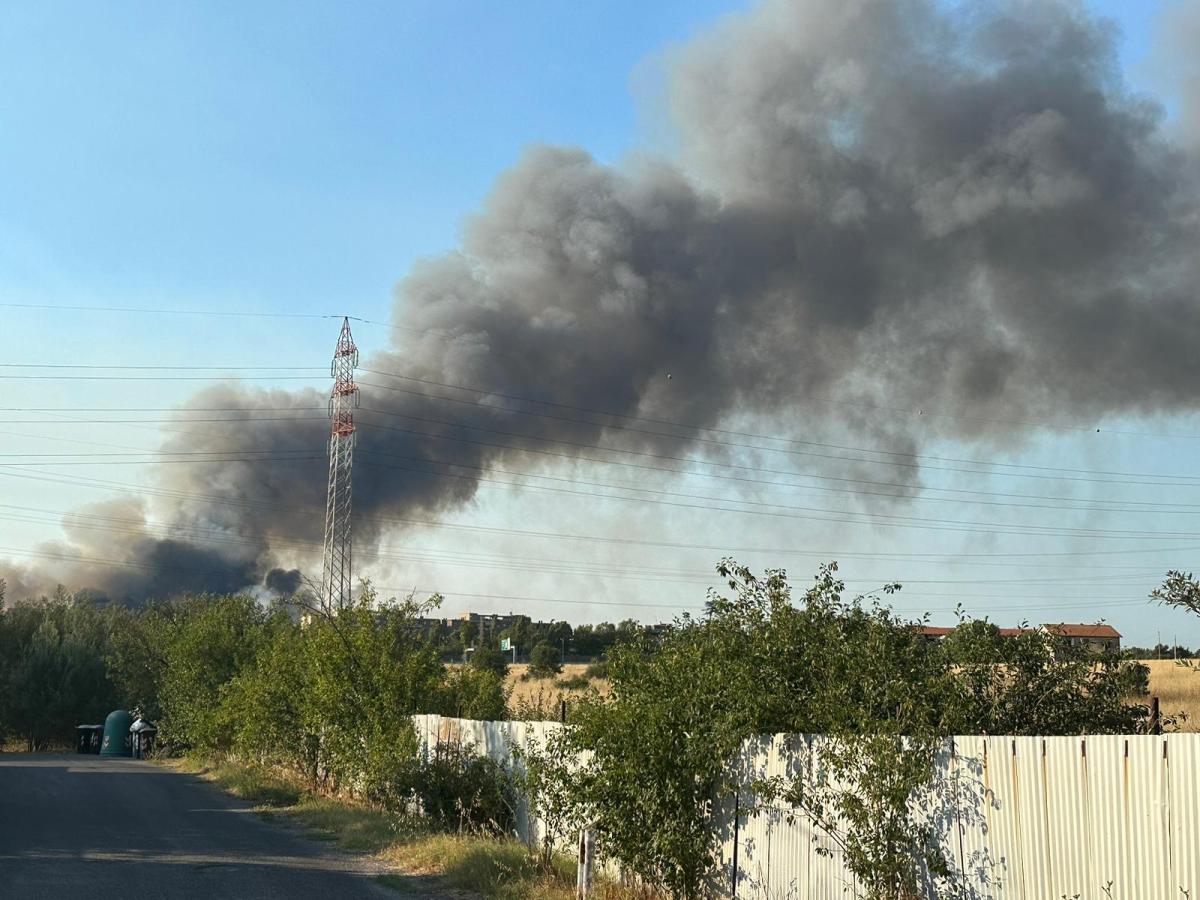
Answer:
9;0;1200;602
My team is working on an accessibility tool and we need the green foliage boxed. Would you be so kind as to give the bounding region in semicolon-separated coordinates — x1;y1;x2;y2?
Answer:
155;594;273;751
0;592;121;749
221;622;319;780
554;674;590;690
217;587;507;801
287;590;446;799
528;641;562;677
0;581;505;809
554;560;1148;899
582;659;609;680
471;644;510;679
940;618;1147;735
393;742;516;836
440;665;510;721
513;732;581;868
1153;570;1200;615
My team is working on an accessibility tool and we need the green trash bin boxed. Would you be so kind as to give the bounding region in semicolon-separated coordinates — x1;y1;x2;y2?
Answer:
99;709;134;757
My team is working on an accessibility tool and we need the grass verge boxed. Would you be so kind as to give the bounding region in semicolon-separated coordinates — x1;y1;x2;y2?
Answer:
164;754;627;899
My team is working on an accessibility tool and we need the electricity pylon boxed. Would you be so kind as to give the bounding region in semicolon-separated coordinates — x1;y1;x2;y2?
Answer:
321;317;359;612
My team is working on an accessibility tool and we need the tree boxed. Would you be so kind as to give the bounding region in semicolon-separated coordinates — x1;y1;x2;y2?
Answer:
500;615;533;657
1153;570;1200;615
555;560;1149;899
529;641;562;678
453;618;479;662
294;587;445;798
156;594;271;751
2;597;120;750
470;644;510;679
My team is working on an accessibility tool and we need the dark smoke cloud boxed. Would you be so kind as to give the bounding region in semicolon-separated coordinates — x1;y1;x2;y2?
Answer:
265;568;303;596
6;0;1200;603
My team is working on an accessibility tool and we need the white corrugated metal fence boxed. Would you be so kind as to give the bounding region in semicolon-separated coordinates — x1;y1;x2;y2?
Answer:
412;716;1200;899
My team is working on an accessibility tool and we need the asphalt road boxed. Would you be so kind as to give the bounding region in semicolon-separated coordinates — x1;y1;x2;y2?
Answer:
0;754;398;899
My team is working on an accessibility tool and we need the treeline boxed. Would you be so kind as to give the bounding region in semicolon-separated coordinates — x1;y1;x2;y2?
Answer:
1124;643;1197;659
414;615;648;661
0;580;506;774
0;566;1173;899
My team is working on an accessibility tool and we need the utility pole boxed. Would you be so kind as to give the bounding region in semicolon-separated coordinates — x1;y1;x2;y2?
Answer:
321;317;359;613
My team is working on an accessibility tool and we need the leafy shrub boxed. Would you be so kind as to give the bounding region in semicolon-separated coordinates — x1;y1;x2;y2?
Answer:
554;674;590;690
528;642;561;677
583;660;609;680
440;666;509;721
556;560;1149;900
469;645;510;678
393;741;516;836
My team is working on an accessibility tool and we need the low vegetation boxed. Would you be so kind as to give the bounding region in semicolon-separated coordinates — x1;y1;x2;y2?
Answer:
1;568;1195;900
536;562;1157;900
171;751;637;900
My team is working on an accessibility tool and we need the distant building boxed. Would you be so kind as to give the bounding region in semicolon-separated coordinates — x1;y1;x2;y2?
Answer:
1040;623;1121;653
997;627;1030;638
917;623;1117;652
918;626;956;642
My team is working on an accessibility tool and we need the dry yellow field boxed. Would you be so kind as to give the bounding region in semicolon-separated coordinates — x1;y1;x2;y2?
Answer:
1142;659;1200;731
501;660;1200;732
503;663;610;718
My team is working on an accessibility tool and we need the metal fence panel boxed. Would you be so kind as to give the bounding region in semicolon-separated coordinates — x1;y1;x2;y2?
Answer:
1041;737;1087;897
1166;734;1200;898
413;717;1200;899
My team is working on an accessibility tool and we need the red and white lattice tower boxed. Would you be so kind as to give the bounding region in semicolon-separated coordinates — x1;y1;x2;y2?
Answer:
321;317;359;611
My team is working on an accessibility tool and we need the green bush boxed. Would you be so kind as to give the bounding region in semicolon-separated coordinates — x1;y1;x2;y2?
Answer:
470;645;510;679
582;660;609;680
528;642;561;678
554;674;590;690
555;560;1149;900
393;742;516;836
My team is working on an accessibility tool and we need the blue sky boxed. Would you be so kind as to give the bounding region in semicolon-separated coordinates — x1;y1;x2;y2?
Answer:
2;0;1198;646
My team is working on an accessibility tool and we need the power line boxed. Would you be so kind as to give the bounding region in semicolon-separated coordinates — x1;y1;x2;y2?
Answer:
10;407;1200;503
350;413;1200;512
360;365;1200;445
0;364;322;371
0;375;323;381
0;464;1196;560
356;378;1200;485
0;503;1168;587
8;408;1200;511
350;454;1200;541
10;298;1200;439
0;544;1158;615
0;302;341;321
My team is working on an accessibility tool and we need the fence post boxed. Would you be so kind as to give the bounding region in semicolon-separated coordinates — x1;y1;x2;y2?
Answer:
1150;695;1162;735
560;698;568;724
731;790;740;898
576;827;594;899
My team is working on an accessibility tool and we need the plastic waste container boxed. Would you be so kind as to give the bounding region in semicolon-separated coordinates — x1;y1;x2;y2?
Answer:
99;709;134;757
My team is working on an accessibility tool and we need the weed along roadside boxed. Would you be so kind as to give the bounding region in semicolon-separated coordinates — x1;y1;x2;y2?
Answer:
160;754;626;900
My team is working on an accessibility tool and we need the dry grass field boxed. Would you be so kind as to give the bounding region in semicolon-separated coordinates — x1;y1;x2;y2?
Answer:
1142;659;1200;731
500;660;1200;732
503;663;610;718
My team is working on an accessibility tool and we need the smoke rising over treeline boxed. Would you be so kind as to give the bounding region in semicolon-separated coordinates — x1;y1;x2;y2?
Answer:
7;0;1200;603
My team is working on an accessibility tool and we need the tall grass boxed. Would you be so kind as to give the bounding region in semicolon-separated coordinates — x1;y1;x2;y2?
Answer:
1143;659;1200;731
165;754;645;899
